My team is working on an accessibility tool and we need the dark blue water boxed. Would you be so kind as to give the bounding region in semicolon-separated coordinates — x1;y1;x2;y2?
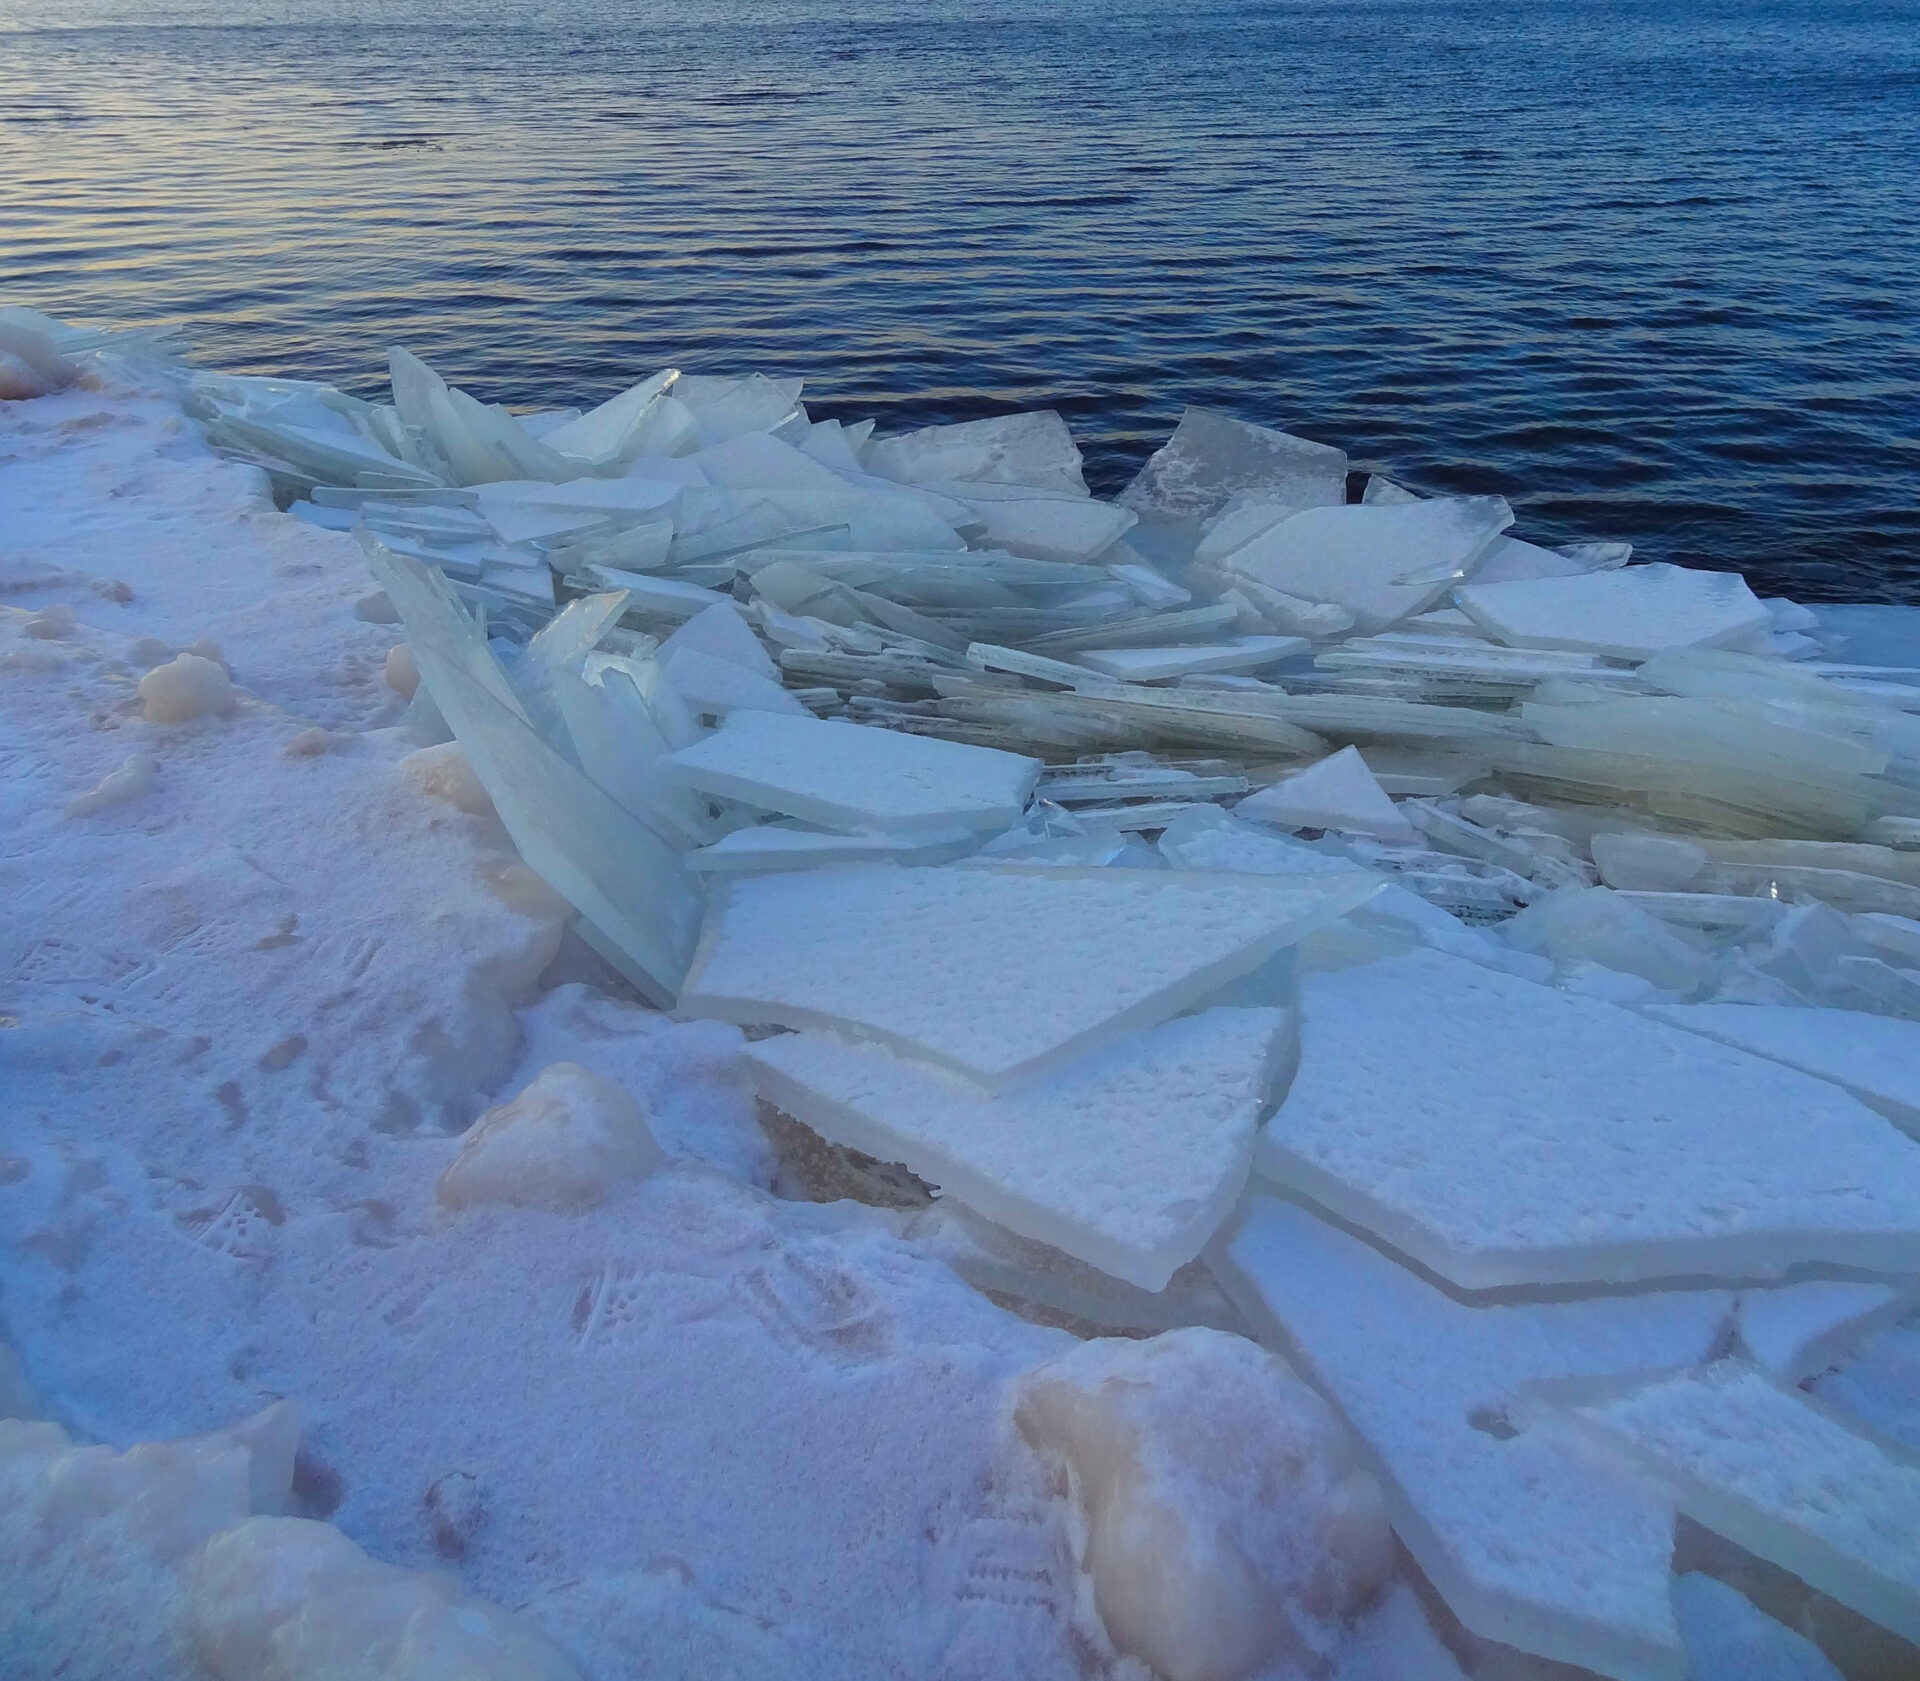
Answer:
3;0;1918;599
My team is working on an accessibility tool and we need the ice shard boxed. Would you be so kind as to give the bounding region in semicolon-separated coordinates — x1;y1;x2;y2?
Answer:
1219;498;1514;633
1235;745;1416;843
1118;407;1348;563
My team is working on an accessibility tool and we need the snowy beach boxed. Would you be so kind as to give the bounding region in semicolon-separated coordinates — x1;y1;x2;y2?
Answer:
7;316;1920;1681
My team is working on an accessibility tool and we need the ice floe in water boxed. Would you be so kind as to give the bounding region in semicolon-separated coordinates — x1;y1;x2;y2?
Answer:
8;307;1920;1681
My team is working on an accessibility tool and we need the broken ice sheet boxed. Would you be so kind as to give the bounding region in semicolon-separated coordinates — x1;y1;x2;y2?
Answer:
747;1006;1290;1290
1644;1005;1920;1137
1257;947;1920;1289
1235;745;1417;844
1523;1360;1920;1647
1214;1196;1729;1681
663;711;1041;835
679;862;1379;1090
1458;564;1771;660
1219;497;1513;633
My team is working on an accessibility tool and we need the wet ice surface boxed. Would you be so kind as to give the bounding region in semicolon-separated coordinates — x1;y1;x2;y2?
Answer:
8;320;1920;1681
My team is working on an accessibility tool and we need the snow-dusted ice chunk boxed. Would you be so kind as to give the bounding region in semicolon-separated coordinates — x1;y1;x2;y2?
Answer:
1013;1328;1392;1681
1458;564;1770;660
1235;746;1416;844
186;1515;584;1681
1072;635;1308;682
664;711;1041;835
66;754;159;817
864;411;1088;497
1220;499;1513;633
1644;1005;1920;1138
139;652;233;723
1215;1197;1728;1681
437;1062;663;1211
748;1007;1289;1289
1258;948;1920;1288
1118;407;1348;553
1674;1574;1845;1681
1737;1282;1916;1384
1526;1360;1920;1647
682;863;1379;1090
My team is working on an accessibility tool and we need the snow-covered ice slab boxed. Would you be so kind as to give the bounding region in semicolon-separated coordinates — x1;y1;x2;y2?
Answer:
1221;498;1513;633
1737;1281;1917;1384
1071;635;1307;681
664;711;1041;835
1526;1360;1920;1646
747;1007;1289;1289
681;862;1379;1090
1258;948;1920;1289
1235;745;1416;843
1458;564;1770;660
1645;1005;1920;1138
1215;1196;1729;1680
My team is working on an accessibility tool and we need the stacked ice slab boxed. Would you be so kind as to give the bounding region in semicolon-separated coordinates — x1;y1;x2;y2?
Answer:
43;304;1915;1680
694;861;1377;1288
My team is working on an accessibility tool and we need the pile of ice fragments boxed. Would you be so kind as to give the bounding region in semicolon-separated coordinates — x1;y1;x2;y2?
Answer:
19;300;1920;1679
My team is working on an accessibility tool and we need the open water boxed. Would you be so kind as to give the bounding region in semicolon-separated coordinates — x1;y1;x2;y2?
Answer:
2;0;1917;598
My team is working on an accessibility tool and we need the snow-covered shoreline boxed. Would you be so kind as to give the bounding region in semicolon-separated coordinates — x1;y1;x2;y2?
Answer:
7;324;1920;1681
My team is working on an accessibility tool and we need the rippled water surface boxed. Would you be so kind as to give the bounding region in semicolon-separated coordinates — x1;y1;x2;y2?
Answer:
3;0;1918;598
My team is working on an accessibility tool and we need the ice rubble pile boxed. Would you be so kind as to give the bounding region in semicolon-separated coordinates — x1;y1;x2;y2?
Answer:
27;303;1920;1679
